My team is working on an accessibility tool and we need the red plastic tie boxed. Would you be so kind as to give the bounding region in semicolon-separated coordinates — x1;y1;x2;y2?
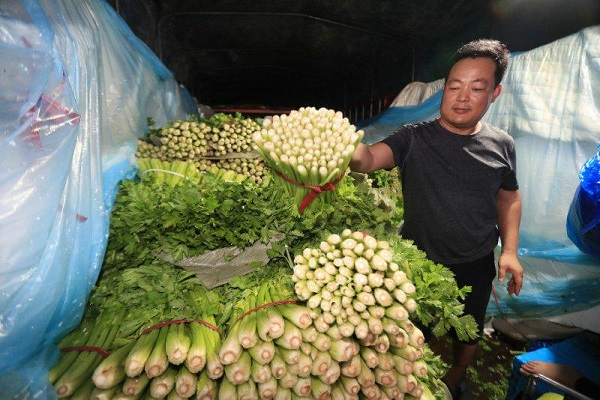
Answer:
235;299;298;323
61;345;111;358
141;318;221;337
274;170;346;211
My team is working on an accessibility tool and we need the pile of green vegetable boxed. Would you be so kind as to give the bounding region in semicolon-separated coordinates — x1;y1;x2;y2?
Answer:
49;110;477;399
137;113;266;184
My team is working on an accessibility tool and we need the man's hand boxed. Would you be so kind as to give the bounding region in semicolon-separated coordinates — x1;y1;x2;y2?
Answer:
498;252;523;296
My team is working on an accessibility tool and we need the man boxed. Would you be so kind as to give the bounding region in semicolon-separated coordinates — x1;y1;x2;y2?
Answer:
350;39;524;398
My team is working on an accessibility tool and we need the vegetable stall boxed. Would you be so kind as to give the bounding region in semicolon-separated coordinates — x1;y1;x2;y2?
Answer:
48;108;478;399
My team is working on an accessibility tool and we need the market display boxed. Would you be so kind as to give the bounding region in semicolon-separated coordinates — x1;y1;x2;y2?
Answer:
49;110;477;399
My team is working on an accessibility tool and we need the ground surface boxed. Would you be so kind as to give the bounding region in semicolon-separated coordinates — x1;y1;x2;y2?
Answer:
429;330;527;400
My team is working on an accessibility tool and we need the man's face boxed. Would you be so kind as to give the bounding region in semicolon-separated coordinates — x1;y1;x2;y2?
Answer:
439;57;502;135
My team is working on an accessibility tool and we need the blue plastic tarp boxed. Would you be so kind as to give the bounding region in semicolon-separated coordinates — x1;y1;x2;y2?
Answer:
0;0;196;397
360;27;600;322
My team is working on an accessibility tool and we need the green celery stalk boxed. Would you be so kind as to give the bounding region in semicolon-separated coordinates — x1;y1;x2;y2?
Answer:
255;283;271;342
329;337;356;363
92;341;135;389
54;311;122;397
185;321;207;373
217;377;236;398
68;378;95;400
237;294;258;349
203;315;224;380
360;347;379;369
389;344;419;362
313;333;331;352
263;287;285;340
274;385;292;400
174;364;196;398
195;369;219;399
90;385;119;400
112;388;144;400
218;320;243;365
48;320;94;384
339;354;361;378
248;339;275;365
271;292;312;330
279;369;299;389
278;348;300;365
292;377;312;397
166;390;185;400
166;323;191;365
296;353;312;378
375;367;398;388
257;376;278;399
224;350;252;385
269;348;287;379
251;358;272;383
122;373;150;397
149;365;178;398
236;380;258;399
274;322;302;350
360;383;381;399
382;385;403;400
321;360;341;385
145;326;169;378
311;377;332;400
125;328;160;377
356;359;376;388
377;352;395;371
331;381;356;400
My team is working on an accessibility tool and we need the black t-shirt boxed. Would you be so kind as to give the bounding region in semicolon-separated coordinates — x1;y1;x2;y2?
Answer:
382;119;518;264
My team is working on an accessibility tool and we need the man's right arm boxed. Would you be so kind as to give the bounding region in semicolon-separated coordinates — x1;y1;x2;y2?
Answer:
349;142;396;173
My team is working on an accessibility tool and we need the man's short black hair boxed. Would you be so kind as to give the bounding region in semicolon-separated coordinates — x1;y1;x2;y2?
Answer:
451;39;510;87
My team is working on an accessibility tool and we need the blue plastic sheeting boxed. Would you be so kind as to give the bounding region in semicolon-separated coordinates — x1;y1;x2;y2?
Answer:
0;0;196;397
506;336;600;399
359;27;600;323
483;27;600;322
567;146;600;259
358;90;442;144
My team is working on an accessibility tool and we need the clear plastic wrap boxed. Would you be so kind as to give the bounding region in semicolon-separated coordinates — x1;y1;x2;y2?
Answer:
0;0;196;396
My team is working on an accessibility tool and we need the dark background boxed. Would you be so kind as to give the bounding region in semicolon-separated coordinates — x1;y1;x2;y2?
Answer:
107;0;600;117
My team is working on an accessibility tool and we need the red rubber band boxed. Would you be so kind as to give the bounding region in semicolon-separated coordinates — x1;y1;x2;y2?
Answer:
192;318;222;336
59;317;222;357
274;170;346;211
141;318;221;337
235;299;298;323
61;345;111;358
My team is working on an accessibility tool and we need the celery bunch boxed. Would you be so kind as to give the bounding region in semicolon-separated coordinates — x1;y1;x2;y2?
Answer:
136;113;267;184
293;229;433;399
253;107;364;210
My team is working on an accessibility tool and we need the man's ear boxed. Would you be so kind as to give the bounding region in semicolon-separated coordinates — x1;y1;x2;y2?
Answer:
492;84;503;103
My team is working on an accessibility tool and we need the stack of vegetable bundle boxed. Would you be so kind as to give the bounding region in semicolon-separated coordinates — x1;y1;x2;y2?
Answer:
292;229;433;398
48;116;482;398
136;159;203;186
84;315;222;400
216;279;367;399
252;107;364;210
136;113;266;184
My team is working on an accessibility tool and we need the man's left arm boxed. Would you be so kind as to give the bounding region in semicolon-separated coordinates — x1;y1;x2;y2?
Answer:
497;188;524;296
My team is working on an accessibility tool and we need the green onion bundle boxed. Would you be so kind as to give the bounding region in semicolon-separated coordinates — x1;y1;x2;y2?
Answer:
252;107;364;209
